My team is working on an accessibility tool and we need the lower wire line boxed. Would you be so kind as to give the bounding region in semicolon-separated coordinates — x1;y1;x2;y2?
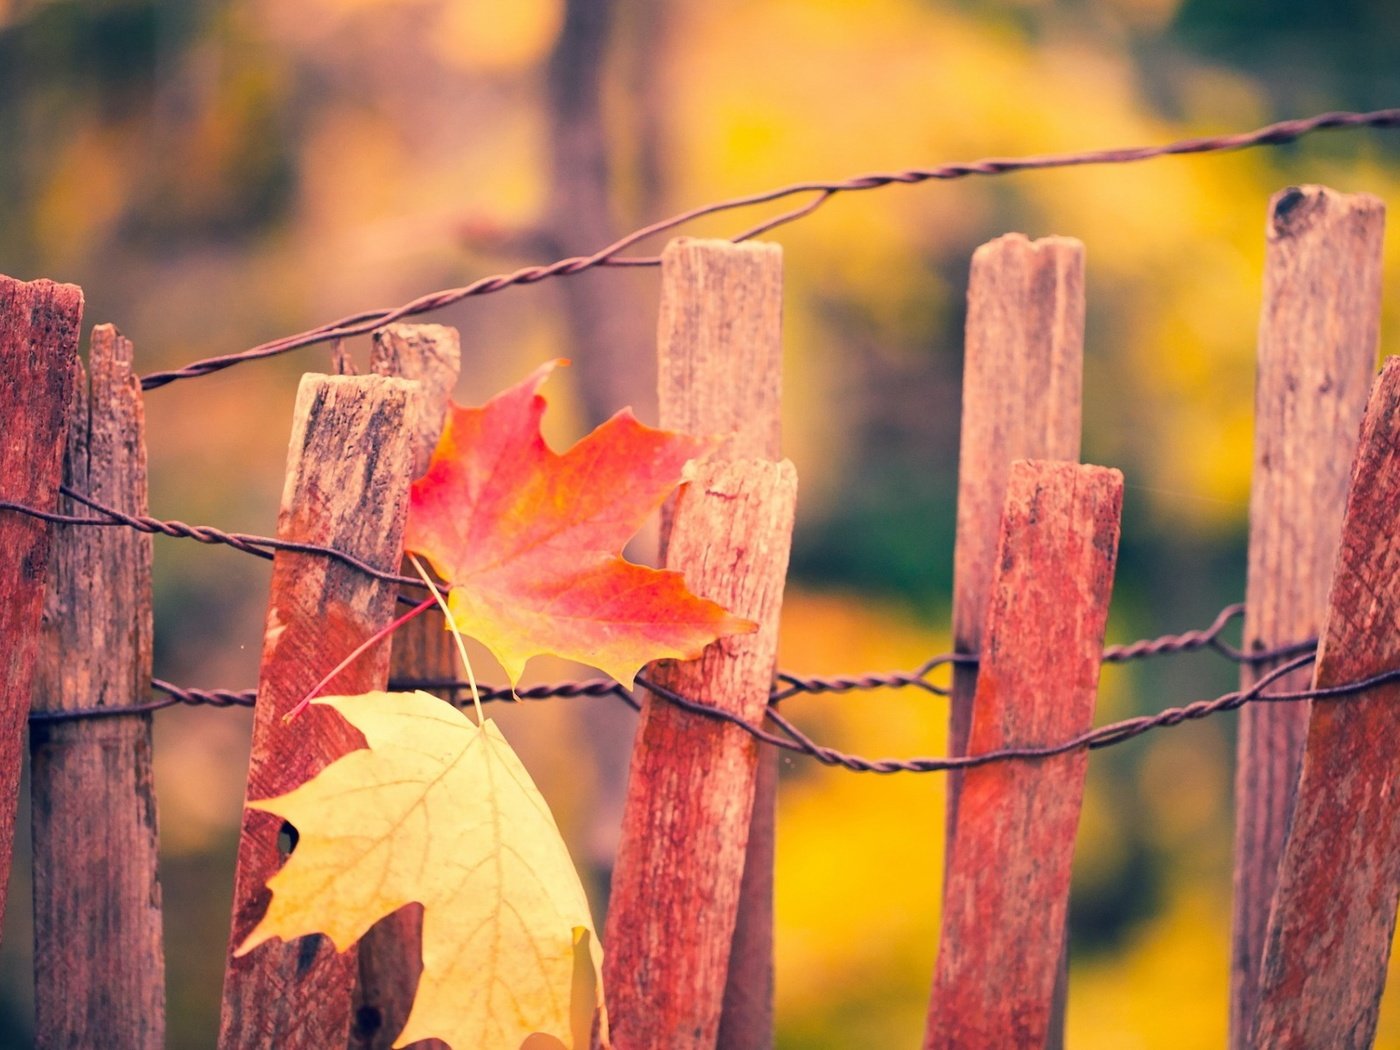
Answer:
30;638;1400;777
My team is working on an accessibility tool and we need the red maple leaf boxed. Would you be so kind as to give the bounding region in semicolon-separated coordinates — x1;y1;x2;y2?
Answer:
404;360;756;687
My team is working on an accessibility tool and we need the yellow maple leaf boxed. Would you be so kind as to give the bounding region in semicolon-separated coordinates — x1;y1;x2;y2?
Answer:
235;690;606;1049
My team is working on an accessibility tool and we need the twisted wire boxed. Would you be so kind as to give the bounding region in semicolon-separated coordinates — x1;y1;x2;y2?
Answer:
30;570;1397;780
0;488;425;591
635;653;1400;774
136;108;1400;392
37;633;1379;780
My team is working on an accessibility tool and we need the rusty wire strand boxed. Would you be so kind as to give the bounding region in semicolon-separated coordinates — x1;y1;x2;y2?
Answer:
135;108;1400;392
636;652;1392;774
30;612;1353;780
0;488;427;591
0;490;1315;674
13;482;1366;771
41;649;1400;776
127;604;1312;714
115;605;1310;719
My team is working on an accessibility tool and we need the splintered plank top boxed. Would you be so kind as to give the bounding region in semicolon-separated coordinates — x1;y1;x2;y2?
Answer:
952;235;1084;673
0;274;82;935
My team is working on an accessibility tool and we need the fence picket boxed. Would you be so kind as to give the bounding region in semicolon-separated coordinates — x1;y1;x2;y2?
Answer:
0;275;81;938
349;323;460;1050
664;236;787;1047
30;325;164;1048
219;374;419;1049
603;457;796;1049
1249;356;1400;1048
600;238;786;1049
945;234;1085;1045
926;459;1122;1049
947;234;1084;827
1229;185;1385;1047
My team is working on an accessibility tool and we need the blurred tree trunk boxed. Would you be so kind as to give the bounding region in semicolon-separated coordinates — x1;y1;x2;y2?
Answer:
625;0;673;226
545;0;665;427
544;0;674;891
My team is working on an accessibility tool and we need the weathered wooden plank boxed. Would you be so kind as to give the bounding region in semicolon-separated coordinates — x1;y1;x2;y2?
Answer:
349;323;460;1050
653;237;786;1048
1250;357;1400;1049
602;457;797;1050
219;374;419;1050
947;234;1084;817
31;325;163;1048
926;460;1121;1049
1229;185;1383;1048
945;235;1084;1047
655;238;783;463
0;275;81;937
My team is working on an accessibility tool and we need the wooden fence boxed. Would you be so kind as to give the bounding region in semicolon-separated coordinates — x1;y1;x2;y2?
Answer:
0;181;1396;1048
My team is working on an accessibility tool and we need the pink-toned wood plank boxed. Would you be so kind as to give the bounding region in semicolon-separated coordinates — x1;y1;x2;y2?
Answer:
0;275;81;937
31;325;164;1048
1250;356;1400;1049
219;374;418;1050
926;460;1121;1049
654;236;787;1049
945;235;1084;1047
947;234;1084;832
602;457;797;1050
349;323;460;1050
1230;185;1384;1048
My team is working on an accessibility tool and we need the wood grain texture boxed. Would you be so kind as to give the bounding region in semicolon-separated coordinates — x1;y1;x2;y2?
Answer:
30;325;163;1048
947;234;1084;825
602;458;797;1050
1229;185;1383;1049
926;460;1121;1050
0;275;81;937
349;324;460;1050
369;323;462;477
655;237;786;1049
219;374;419;1050
1250;357;1400;1050
656;237;783;462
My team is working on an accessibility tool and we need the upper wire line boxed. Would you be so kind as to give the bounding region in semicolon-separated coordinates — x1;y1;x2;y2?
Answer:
135;108;1400;391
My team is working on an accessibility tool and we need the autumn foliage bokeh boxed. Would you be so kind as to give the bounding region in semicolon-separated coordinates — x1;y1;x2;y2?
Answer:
1;0;1398;1046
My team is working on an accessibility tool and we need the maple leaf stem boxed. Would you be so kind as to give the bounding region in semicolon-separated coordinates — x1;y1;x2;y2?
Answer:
409;553;485;724
282;596;436;724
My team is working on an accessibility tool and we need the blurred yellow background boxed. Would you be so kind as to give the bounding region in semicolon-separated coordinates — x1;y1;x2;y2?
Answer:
1;0;1398;1046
